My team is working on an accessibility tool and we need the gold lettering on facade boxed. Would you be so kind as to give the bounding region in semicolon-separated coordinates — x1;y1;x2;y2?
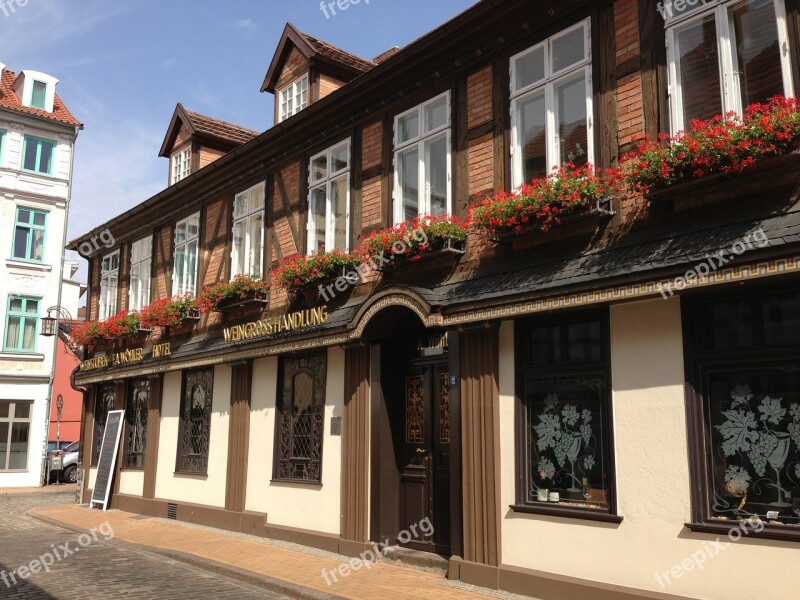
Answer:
222;306;329;343
152;342;171;358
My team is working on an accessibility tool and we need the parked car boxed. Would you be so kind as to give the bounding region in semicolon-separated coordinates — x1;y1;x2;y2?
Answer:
47;440;74;453
48;441;80;484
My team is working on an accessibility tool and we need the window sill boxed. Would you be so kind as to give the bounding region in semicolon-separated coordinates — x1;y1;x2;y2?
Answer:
0;352;44;361
510;503;623;524
120;467;144;472
5;259;51;272
173;471;208;478
685;520;800;543
270;478;322;487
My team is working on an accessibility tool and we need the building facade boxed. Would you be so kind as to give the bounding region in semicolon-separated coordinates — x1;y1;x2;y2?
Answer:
0;63;81;487
69;1;800;598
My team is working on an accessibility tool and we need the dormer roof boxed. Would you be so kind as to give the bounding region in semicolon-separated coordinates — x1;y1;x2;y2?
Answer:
0;66;81;127
260;23;375;94
158;103;259;158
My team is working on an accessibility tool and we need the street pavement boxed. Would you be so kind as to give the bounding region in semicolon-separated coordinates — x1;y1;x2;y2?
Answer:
0;488;290;599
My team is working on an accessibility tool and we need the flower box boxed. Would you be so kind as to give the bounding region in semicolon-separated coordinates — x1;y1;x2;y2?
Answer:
212;290;269;312
377;237;466;272
289;266;357;305
276;250;362;292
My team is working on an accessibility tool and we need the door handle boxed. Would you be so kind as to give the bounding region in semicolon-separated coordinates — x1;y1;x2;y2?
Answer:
416;448;426;454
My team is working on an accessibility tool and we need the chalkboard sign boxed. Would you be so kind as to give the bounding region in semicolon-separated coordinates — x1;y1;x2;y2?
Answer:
90;410;125;511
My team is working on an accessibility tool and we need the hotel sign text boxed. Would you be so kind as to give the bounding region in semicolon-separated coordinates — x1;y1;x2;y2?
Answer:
79;342;172;372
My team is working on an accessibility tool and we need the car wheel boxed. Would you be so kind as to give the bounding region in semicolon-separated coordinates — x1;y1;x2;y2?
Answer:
63;465;78;484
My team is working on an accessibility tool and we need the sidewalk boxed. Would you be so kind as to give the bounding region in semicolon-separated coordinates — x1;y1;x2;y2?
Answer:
2;483;77;495
31;503;530;600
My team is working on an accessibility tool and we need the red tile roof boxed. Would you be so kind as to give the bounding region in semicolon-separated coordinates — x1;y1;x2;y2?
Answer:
0;68;81;127
301;32;376;73
184;109;259;145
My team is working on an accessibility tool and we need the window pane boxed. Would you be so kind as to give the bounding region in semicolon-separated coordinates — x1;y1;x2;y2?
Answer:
140;260;151;307
186;241;197;294
556;73;589;167
0;422;7;469
312;154;328;182
310;188;327;254
9;298;22;313
0;403;8;418
331;176;348;251
23;139;38;171
425;134;449;218
331;144;349;173
13;226;29;259
514;46;545;91
397;111;419;144
188;215;199;239
730;0;784;109
398;148;419;222
233;221;246;276
111;253;119;271
705;369;800;524
17;209;31;224
526;374;610;509
38;142;53;174
32;212;46;226
31;229;44;261
249;213;263;276
175;221;186;244
250;185;265;211
25;299;38;314
527;324;562;365
9;422;29;469
174;246;185;292
552;26;586;72
15;403;30;419
5;316;21;349
517;92;548;181
32;81;46;109
424;96;448;133
567;321;602;363
676;15;723;124
234;193;248;218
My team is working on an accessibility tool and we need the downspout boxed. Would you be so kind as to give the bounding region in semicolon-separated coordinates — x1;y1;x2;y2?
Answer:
39;123;81;487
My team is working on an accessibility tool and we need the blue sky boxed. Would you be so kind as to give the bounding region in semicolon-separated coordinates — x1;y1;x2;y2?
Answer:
0;0;477;277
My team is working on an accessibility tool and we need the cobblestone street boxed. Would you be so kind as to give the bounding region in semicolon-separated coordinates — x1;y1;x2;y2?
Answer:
0;490;289;599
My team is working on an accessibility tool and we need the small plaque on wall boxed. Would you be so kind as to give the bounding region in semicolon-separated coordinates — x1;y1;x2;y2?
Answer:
330;416;342;436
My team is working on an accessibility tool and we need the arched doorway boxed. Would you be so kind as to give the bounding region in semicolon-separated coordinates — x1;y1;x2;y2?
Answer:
361;302;457;556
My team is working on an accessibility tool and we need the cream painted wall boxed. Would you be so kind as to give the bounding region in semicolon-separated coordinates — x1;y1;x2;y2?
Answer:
87;466;96;489
245;349;344;535
499;300;800;600
118;469;144;497
153;366;231;508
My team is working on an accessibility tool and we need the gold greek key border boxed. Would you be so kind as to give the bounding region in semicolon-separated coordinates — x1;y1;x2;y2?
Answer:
75;255;800;385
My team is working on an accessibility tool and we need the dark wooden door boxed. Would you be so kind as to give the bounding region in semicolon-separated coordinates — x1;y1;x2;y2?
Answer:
399;360;450;554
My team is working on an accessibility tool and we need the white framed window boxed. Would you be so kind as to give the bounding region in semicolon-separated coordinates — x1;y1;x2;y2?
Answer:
173;212;199;297
308;140;351;254
231;182;265;277
279;75;309;123
99;250;120;320
510;19;593;188
128;236;152;311
666;0;793;133
171;147;191;184
393;92;452;224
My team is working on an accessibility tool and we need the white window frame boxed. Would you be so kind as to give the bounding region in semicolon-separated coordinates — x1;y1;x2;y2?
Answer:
231;182;266;278
128;236;152;311
172;212;200;297
393;92;452;224
510;18;594;189
307;140;351;254
99;250;120;320
666;0;794;133
278;75;309;123
171;147;191;184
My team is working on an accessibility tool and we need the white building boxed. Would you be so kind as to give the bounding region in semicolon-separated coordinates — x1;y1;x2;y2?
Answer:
0;62;81;487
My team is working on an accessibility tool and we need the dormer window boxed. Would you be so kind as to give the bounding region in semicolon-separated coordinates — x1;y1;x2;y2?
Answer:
171;147;191;184
278;75;308;123
31;81;46;110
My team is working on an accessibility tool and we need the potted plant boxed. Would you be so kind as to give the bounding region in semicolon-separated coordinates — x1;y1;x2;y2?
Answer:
139;295;200;329
97;311;150;340
198;274;269;313
622;95;800;195
357;214;469;271
275;249;362;290
70;321;103;349
470;163;620;241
